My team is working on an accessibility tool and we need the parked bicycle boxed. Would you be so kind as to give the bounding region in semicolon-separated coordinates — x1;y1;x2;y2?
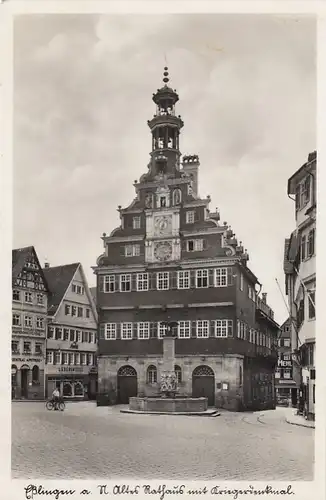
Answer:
46;398;65;411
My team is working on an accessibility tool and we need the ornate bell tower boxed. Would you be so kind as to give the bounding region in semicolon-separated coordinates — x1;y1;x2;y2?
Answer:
147;67;184;178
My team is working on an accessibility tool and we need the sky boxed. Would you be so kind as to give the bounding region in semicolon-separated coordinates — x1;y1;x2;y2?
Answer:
13;14;316;325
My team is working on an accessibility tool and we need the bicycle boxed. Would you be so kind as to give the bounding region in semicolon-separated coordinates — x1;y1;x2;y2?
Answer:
46;398;65;411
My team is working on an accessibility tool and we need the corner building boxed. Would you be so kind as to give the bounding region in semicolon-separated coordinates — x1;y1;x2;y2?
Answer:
94;69;279;411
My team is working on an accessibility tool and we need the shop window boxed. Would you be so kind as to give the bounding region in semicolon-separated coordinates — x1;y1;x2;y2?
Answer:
74;382;84;397
63;383;73;397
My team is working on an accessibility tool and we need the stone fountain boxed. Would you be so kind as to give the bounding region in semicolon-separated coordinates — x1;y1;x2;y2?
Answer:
124;322;215;415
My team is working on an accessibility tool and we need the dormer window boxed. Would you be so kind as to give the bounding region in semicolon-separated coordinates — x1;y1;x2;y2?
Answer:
133;216;141;229
186;211;195;224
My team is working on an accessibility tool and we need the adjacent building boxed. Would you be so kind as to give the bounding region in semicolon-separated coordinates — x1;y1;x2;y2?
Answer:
94;68;279;411
284;151;316;420
43;263;98;400
12;246;49;400
275;317;300;406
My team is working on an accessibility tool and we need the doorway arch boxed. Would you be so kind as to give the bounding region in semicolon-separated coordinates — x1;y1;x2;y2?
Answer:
192;365;215;406
117;365;137;404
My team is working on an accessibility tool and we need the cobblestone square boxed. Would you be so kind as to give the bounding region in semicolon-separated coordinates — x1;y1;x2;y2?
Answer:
12;403;314;480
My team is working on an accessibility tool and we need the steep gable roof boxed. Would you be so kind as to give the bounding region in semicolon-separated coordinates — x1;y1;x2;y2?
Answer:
12;246;50;292
43;263;79;316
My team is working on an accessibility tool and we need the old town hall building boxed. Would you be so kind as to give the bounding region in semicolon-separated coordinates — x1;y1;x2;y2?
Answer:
94;68;279;411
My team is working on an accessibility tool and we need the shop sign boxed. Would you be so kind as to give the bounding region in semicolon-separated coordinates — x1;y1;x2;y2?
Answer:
58;366;84;373
12;357;42;363
277;359;292;368
279;379;296;384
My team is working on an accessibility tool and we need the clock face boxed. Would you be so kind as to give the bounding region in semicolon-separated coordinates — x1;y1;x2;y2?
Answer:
154;242;172;261
154;215;172;236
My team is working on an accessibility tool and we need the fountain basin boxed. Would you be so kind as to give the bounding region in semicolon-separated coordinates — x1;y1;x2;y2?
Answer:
128;396;208;413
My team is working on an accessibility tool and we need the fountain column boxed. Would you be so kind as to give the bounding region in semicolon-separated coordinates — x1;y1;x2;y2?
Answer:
160;321;178;398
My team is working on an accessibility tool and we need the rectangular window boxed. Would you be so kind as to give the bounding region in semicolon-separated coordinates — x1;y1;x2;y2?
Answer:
196;320;210;338
56;328;63;340
178;321;191;339
157;272;169;290
283;369;292;379
86;309;90;318
307;228;315;258
76;330;82;343
72;284;76;293
308;290;316;319
120;274;131;292
13;290;20;301
69;353;74;365
88;353;93;366
11;341;19;353
47;327;54;339
177;270;190;289
77;307;83;318
36;293;44;305
187;239;203;252
301;234;306;261
137;322;150;339
25;292;33;303
137;273;149;291
65;305;71;316
215;268;228;287
104;275;115;293
186;211;195;224
158;322;168;339
55;351;61;364
215;319;232;338
121;322;133;340
125;244;140;257
81;353;87;365
36;317;44;329
24;316;32;328
63;328;69;341
75;285;84;295
75;352;80;365
71;306;77;317
47;351;53;364
196;269;208;288
62;352;68;365
240;273;244;291
90;332;95;343
23;341;31;353
105;323;117;340
133;216;141;229
12;314;21;326
70;329;76;342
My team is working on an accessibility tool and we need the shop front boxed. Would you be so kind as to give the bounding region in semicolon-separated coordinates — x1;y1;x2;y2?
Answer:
11;355;45;400
46;365;97;400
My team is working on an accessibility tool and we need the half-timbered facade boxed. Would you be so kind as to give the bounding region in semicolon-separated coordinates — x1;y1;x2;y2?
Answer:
94;68;279;411
43;263;98;400
12;246;49;399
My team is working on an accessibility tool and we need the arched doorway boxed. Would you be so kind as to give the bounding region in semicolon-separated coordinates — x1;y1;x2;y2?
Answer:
20;365;30;399
192;365;215;406
32;365;39;385
117;365;137;404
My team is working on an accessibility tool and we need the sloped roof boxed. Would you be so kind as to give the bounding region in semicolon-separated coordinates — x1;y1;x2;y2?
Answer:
12;246;50;292
43;263;79;315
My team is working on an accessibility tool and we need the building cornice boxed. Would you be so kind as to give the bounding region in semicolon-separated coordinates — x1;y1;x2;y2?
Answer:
105;235;144;244
101;302;234;311
181;228;225;237
135;177;190;190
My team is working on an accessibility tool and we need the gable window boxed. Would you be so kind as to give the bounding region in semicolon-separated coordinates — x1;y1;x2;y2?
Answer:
283;338;291;348
36;293;44;305
25;292;33;303
308;291;316;319
187;239;203;252
125;245;140;257
196;320;210;338
215;268;228;287
137;273;149;291
158;322;168;339
24;316;32;328
76;330;82;343
36;317;44;329
86;309;90;318
147;365;157;384
13;290;20;301
104;275;115;293
196;269;208;288
78;307;83;318
65;305;71;316
186;211;195;224
177;270;190;289
63;328;69;341
72;284;76;293
307;229;315;258
157;272;169;290
137;322;150;339
47;351;54;364
178;321;191;339
133;216;141;229
215;319;232;338
71;306;77;317
47;327;54;339
23;341;31;353
55;328;63;340
120;274;131;292
12;314;21;326
121;322;133;340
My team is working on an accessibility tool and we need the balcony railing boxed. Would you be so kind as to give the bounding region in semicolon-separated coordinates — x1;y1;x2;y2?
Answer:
256;297;275;320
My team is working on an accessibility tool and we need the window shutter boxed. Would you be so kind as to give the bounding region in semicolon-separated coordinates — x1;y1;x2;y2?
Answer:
116;323;121;340
209;269;215;287
150;322;156;338
115;275;120;292
133;323;138;339
227;267;233;286
149;273;156;290
131;274;137;291
228;320;233;337
191;320;197;338
190;270;196;288
99;276;104;292
210;320;215;337
171;271;177;289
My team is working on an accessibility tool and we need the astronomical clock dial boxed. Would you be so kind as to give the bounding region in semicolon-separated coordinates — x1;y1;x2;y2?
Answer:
154;241;173;261
154;215;172;236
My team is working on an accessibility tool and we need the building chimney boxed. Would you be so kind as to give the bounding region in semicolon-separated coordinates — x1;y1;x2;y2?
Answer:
262;293;267;304
44;262;50;269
